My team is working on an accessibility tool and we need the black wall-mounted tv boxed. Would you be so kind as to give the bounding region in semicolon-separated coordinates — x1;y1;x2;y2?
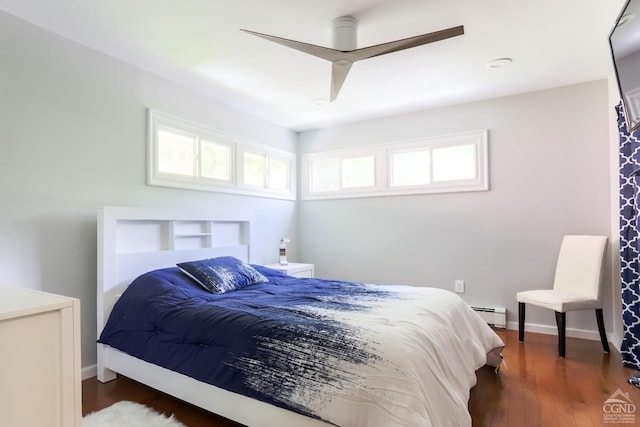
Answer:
610;0;640;133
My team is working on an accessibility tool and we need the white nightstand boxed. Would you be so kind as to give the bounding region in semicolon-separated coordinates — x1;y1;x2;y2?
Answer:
264;263;314;278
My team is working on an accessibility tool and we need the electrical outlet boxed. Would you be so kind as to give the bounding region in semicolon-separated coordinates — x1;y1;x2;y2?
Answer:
454;280;465;293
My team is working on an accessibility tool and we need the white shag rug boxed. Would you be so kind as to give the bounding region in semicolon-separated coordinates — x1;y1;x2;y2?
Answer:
83;401;186;427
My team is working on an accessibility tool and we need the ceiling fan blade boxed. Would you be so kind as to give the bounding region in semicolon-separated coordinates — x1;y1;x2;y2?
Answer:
242;23;464;102
240;29;340;62
350;25;464;61
330;60;353;102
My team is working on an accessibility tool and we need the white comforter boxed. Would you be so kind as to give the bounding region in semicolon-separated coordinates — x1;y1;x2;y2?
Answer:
240;285;504;427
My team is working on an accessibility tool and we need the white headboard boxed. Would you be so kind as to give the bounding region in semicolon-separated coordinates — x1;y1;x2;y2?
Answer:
97;206;256;335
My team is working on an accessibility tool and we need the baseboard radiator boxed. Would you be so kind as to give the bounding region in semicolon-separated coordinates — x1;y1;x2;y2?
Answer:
471;306;506;328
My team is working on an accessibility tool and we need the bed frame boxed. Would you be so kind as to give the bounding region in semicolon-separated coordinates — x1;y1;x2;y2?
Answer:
97;206;331;427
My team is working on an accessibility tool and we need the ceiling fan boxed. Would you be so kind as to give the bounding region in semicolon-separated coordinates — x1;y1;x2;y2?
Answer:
241;17;464;102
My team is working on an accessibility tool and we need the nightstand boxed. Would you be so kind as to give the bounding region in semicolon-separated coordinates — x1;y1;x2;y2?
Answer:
264;263;314;278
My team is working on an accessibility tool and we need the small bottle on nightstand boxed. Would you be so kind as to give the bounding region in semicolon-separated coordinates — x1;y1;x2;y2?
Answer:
279;238;290;265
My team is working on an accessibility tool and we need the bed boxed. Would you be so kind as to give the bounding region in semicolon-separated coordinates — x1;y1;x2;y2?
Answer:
96;206;504;427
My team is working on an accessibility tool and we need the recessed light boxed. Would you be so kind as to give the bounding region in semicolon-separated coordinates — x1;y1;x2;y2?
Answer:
486;57;513;69
312;98;328;106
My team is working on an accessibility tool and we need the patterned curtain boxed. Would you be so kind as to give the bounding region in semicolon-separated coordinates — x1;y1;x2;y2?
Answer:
618;103;640;371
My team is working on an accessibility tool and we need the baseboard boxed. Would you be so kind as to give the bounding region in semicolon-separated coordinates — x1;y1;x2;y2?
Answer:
82;364;97;380
505;321;612;343
610;332;623;352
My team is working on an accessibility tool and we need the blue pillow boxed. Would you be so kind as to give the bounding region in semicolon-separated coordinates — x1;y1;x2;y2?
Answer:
177;256;268;294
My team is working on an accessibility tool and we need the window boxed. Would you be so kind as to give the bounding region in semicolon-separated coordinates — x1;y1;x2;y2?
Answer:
148;110;295;200
154;127;233;184
432;144;476;182
310;158;340;192
243;151;266;187
309;155;376;192
157;129;196;177
302;130;488;200
241;149;292;193
390;149;430;186
342;156;375;189
151;121;235;189
267;158;290;191
201;139;231;181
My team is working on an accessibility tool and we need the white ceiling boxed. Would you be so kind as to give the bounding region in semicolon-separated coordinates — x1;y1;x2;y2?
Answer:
0;0;628;131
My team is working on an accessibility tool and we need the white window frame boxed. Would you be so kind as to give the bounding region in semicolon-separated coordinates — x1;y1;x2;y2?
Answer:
301;130;488;200
237;145;295;197
148;109;295;200
305;149;386;196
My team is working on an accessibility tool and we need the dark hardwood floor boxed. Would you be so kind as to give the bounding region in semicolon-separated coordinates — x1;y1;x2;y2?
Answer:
83;329;639;426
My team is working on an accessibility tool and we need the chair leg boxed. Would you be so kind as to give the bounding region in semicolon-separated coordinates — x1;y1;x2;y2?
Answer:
518;302;525;341
595;309;610;353
555;311;566;358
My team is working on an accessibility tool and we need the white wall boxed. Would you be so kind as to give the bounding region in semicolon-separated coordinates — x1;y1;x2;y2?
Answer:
0;12;297;369
298;81;613;340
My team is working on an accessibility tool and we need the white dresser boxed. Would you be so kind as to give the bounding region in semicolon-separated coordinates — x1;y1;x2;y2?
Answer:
0;286;82;427
264;263;315;278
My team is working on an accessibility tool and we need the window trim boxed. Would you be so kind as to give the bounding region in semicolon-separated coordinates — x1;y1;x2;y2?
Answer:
148;109;295;200
301;130;488;200
237;145;295;196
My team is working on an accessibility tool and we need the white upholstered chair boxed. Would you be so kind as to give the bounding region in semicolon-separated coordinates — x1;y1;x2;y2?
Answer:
517;235;609;358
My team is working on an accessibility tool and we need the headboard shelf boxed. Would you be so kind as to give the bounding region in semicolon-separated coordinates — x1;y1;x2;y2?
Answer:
113;218;249;254
98;206;256;334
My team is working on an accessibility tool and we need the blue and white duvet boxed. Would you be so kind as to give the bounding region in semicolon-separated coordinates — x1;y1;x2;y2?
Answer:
98;265;504;427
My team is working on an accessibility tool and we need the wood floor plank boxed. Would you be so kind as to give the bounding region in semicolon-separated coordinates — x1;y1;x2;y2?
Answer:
83;329;639;426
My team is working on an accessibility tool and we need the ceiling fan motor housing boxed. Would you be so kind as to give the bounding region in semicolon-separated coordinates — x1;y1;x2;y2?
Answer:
333;16;358;51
